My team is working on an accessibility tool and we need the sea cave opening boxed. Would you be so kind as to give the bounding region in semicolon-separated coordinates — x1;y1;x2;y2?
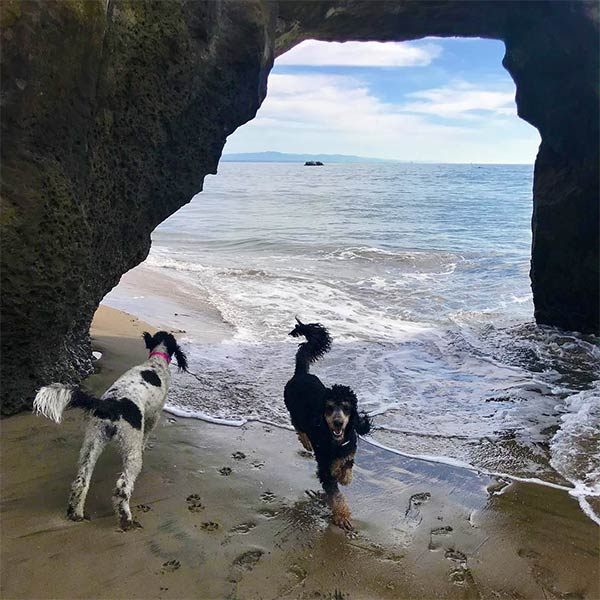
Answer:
98;38;589;485
2;6;599;593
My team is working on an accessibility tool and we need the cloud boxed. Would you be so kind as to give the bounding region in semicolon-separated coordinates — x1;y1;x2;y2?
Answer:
276;40;442;67
403;82;515;118
259;74;514;133
226;72;539;163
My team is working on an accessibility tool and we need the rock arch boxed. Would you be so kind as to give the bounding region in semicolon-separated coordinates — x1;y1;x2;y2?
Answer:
1;1;598;414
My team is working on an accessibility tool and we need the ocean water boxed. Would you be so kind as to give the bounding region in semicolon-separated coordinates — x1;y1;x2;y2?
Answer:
105;162;600;523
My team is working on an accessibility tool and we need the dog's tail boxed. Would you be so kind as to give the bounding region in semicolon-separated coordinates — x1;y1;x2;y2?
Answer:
288;318;332;374
33;384;102;424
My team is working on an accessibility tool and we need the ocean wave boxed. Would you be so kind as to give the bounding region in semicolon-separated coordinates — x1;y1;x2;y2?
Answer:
167;330;567;472
162;403;579;501
145;253;210;273
137;245;599;526
146;251;434;343
111;162;599;523
323;245;462;273
550;383;600;525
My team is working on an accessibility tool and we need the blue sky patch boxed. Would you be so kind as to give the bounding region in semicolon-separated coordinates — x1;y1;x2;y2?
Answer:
225;38;540;164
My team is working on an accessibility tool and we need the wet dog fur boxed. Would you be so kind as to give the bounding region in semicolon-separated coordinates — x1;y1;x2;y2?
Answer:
284;319;372;530
33;331;187;530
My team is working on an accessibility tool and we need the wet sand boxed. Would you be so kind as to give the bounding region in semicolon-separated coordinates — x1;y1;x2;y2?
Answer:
1;306;598;599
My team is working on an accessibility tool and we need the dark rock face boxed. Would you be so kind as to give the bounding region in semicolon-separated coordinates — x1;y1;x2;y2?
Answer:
1;0;274;414
1;1;598;414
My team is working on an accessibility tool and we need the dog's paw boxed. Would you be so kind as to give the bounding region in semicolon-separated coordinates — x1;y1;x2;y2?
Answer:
66;509;89;522
337;469;353;486
332;514;354;531
331;496;353;531
119;518;143;531
297;432;313;452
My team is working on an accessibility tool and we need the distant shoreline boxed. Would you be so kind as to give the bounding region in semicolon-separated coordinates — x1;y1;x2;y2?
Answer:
220;153;534;166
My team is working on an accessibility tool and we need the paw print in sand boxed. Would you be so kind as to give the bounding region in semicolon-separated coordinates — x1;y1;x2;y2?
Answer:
186;494;204;512
198;521;220;532
260;490;276;503
161;559;180;574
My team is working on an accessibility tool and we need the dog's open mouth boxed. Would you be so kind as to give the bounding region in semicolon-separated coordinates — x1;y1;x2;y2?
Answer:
332;428;344;441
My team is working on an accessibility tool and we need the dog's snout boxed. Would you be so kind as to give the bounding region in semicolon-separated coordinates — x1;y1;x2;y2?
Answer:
333;418;344;428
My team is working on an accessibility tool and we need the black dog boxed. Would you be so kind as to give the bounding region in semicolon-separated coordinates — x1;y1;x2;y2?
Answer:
284;318;371;530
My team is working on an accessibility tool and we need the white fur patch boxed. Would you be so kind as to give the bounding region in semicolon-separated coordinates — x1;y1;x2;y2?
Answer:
33;384;75;423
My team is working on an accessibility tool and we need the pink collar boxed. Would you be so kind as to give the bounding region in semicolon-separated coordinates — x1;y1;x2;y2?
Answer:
149;351;170;364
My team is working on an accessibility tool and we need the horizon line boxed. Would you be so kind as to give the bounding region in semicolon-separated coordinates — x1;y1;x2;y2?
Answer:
220;151;534;166
220;158;534;166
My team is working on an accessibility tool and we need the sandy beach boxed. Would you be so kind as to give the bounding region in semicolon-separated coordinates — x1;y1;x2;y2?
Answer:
1;305;598;600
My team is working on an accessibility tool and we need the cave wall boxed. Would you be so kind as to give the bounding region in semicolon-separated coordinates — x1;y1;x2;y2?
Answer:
1;0;275;414
1;0;598;415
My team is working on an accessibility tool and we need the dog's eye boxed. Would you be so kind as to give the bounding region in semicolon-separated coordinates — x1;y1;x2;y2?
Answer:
325;406;334;414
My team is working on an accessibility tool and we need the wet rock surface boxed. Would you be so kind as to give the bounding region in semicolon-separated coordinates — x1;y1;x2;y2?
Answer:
1;1;598;414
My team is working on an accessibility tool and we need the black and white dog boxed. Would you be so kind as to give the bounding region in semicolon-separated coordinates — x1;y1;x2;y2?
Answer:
33;331;187;530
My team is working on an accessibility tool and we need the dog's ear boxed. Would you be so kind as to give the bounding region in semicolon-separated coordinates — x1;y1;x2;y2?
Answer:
142;332;155;350
173;346;188;372
295;316;304;326
160;332;188;372
354;411;372;436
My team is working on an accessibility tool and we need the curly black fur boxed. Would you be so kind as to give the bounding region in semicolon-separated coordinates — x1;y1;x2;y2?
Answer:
284;320;330;434
143;331;188;372
284;321;372;528
289;318;332;375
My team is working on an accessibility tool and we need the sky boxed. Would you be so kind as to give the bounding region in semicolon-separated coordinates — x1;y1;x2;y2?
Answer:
224;38;541;164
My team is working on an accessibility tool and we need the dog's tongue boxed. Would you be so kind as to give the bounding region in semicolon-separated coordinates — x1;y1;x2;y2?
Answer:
334;429;343;437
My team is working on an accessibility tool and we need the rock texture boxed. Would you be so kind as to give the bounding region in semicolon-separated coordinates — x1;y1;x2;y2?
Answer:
1;0;274;414
1;1;598;414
